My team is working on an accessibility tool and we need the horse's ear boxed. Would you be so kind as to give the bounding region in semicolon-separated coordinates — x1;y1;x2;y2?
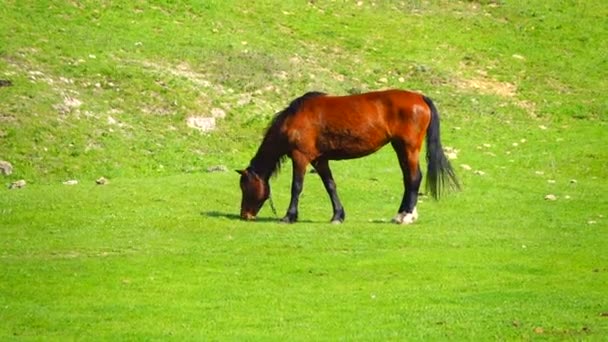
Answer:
236;169;246;176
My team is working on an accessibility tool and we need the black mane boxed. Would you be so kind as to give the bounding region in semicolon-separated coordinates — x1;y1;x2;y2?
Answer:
251;91;326;178
266;91;326;131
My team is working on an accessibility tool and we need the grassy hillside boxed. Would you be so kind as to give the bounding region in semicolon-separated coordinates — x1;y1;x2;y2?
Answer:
1;0;605;182
1;0;607;340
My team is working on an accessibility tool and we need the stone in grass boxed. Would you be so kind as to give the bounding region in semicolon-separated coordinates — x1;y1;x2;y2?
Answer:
96;177;109;185
206;165;228;173
187;116;216;133
9;179;26;189
0;161;13;175
544;194;557;201
63;179;78;185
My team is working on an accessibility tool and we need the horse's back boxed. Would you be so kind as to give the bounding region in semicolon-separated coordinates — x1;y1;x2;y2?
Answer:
281;89;431;160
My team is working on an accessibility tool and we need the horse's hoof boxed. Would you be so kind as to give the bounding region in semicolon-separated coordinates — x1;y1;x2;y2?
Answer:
330;219;343;225
393;208;418;225
400;214;416;225
392;213;405;224
280;216;296;224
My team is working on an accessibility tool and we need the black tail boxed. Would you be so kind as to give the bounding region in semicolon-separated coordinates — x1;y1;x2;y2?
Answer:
423;96;460;199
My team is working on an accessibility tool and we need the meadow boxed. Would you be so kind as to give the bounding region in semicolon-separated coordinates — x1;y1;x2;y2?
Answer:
1;0;607;339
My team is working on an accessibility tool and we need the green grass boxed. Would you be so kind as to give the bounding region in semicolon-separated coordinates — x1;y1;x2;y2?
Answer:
1;0;607;339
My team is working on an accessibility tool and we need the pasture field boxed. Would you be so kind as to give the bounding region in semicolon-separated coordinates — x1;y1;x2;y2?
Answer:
1;0;607;340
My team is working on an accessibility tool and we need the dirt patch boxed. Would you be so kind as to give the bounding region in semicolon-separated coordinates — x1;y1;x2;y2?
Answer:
454;75;517;98
454;72;537;115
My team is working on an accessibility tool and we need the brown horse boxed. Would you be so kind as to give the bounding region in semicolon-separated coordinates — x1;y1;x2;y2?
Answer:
237;89;459;224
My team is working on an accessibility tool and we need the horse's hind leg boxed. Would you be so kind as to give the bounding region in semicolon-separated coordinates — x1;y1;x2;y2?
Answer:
312;159;345;224
391;140;422;224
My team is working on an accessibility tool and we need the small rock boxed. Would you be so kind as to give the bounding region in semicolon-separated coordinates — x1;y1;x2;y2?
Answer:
0;160;13;175
211;107;226;119
460;164;472;171
588;220;597;225
0;79;13;87
547;179;556;184
63;180;78;185
186;116;216;132
9;179;26;189
206;165;228;173
544;194;557;201
474;170;485;176
570;179;577;184
96;177;109;185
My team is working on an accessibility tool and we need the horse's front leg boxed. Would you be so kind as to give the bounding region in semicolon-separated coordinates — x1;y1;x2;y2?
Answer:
281;153;309;223
312;159;345;224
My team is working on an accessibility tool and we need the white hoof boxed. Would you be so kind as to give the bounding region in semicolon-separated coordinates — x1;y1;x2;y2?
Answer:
393;208;418;225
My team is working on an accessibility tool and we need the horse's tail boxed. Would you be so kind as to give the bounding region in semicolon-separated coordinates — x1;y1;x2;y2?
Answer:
423;96;460;199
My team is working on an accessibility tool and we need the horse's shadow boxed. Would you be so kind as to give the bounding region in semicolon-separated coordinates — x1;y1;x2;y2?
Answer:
202;211;314;223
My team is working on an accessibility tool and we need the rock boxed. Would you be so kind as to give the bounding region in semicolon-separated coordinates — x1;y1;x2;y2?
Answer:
186;116;216;132
9;179;26;189
96;177;109;185
63;179;78;185
544;194;557;201
0;161;13;175
443;146;459;160
211;107;226;119
474;170;486;176
0;80;13;87
460;164;472;171
206;165;228;173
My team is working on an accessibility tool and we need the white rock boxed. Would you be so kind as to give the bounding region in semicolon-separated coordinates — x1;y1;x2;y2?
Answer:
460;164;472;171
96;177;109;185
9;179;26;189
186;116;216;132
0;160;12;175
544;194;557;201
211;107;226;118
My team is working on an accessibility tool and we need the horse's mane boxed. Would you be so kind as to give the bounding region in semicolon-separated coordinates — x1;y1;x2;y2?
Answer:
253;91;326;178
266;91;326;132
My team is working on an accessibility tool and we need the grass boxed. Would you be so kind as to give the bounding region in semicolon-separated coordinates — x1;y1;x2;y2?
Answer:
1;0;607;339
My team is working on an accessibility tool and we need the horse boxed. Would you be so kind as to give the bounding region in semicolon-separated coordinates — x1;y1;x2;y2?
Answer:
236;89;459;224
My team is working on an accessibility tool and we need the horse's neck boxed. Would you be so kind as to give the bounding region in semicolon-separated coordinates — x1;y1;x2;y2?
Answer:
250;142;284;179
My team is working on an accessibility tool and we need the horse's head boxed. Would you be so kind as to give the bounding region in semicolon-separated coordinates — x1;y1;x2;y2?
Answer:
236;168;269;220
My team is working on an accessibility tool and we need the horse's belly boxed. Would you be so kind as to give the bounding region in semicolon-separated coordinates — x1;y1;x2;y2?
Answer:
317;131;388;160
